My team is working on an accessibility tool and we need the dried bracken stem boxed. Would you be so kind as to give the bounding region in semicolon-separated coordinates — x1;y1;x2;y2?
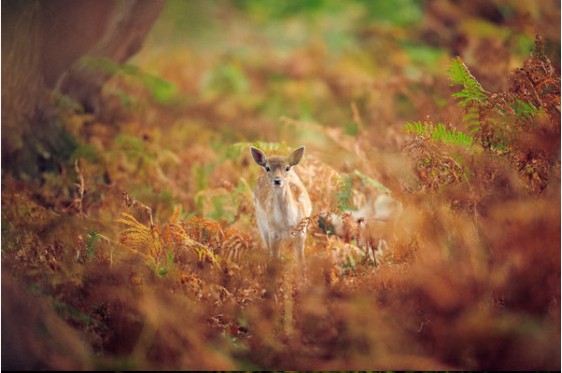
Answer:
351;101;364;132
73;158;86;217
122;191;155;228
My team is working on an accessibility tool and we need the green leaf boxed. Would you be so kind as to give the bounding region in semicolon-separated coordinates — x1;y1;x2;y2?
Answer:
510;98;539;118
403;120;473;147
336;174;356;211
86;230;100;261
449;57;488;106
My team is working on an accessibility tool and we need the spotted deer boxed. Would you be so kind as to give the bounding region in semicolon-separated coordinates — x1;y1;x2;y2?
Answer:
250;146;312;268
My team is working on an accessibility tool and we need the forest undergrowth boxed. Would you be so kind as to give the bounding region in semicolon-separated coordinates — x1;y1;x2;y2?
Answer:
1;1;560;370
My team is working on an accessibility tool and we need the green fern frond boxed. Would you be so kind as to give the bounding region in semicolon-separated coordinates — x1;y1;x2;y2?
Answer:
432;122;474;146
403;121;426;135
403;121;473;147
85;230;100;261
510;98;539;118
463;112;482;131
449;57;488;106
336;174;356;211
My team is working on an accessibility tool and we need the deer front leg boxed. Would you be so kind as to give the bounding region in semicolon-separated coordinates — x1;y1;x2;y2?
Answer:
294;234;307;280
269;233;281;258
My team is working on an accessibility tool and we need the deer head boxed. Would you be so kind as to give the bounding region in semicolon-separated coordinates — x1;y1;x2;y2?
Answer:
250;146;305;188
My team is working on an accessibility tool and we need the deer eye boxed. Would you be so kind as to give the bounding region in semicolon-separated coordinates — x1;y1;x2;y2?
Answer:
285;166;290;172
265;166;270;172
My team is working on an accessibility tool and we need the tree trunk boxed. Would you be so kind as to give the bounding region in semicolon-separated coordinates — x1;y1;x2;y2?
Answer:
56;0;166;112
1;0;165;179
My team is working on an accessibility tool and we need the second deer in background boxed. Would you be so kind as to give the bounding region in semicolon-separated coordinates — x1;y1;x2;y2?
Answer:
250;146;312;270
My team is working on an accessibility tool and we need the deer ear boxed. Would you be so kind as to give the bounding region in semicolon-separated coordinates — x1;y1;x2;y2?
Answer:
289;146;305;166
250;146;267;166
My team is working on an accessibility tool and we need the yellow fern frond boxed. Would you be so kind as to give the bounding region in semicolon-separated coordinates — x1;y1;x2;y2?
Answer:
116;212;150;233
184;235;220;268
116;212;162;261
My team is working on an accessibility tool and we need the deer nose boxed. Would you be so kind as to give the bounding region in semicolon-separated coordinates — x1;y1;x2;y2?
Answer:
273;178;282;186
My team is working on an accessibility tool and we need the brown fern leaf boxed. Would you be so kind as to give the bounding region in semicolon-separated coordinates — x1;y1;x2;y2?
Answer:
180;272;205;299
509;35;560;122
291;216;313;237
402;135;464;191
160;221;188;248
186;216;224;250
219;231;252;264
117;211;220;268
168;205;181;225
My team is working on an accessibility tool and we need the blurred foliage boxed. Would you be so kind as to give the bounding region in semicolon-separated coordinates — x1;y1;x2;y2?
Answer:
2;0;560;371
81;57;179;105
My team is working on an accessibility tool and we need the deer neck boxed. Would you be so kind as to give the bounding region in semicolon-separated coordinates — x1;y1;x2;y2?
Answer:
272;183;299;225
272;182;293;204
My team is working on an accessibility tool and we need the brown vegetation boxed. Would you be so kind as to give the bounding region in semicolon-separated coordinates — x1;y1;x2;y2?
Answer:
2;1;560;370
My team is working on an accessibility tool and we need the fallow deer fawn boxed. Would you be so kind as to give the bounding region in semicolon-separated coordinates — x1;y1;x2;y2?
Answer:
250;146;312;268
